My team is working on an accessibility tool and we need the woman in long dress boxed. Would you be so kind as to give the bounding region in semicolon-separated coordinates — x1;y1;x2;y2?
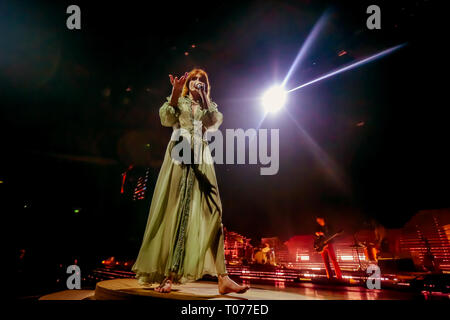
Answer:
132;68;250;294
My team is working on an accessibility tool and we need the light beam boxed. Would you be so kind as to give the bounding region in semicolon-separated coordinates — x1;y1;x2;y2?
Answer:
281;10;330;88
287;43;406;93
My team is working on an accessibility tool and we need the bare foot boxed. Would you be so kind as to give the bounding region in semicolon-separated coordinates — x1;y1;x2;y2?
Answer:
154;278;172;293
218;275;250;294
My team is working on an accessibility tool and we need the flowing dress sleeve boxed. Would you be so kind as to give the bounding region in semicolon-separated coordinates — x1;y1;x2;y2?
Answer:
201;101;223;132
159;95;180;127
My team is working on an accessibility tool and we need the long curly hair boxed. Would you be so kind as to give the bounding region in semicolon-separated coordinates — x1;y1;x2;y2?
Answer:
181;68;211;101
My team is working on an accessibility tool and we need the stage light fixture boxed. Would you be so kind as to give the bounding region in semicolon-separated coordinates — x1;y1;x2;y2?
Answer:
261;85;287;114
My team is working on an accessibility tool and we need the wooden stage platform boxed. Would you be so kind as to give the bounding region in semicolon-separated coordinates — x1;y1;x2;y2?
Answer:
39;278;322;300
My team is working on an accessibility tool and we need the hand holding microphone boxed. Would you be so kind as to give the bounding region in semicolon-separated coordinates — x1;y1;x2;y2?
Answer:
195;82;205;91
195;82;208;109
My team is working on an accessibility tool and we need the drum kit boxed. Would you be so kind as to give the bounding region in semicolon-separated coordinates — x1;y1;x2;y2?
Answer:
253;246;276;265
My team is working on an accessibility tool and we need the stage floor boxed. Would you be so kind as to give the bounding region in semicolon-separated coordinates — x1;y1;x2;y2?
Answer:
39;278;422;300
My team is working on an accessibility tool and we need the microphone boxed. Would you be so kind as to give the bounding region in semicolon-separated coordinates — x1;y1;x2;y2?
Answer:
195;83;205;90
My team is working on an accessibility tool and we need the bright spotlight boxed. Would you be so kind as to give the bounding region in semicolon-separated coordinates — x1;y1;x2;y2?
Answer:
262;86;287;113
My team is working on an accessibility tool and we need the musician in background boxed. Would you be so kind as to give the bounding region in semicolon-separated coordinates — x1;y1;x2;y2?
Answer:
315;216;342;280
262;243;276;266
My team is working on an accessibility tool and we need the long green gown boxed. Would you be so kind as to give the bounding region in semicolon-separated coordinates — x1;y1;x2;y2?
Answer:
132;94;227;285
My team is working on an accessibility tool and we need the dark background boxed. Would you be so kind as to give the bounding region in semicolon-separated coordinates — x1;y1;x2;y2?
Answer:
1;0;449;295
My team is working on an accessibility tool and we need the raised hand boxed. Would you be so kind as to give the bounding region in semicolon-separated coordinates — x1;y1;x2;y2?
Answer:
169;72;189;94
168;72;188;107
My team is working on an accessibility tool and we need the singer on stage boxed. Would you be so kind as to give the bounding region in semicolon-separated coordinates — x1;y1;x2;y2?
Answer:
132;68;250;294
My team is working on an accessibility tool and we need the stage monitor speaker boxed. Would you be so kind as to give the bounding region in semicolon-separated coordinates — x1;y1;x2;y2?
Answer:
378;258;416;273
